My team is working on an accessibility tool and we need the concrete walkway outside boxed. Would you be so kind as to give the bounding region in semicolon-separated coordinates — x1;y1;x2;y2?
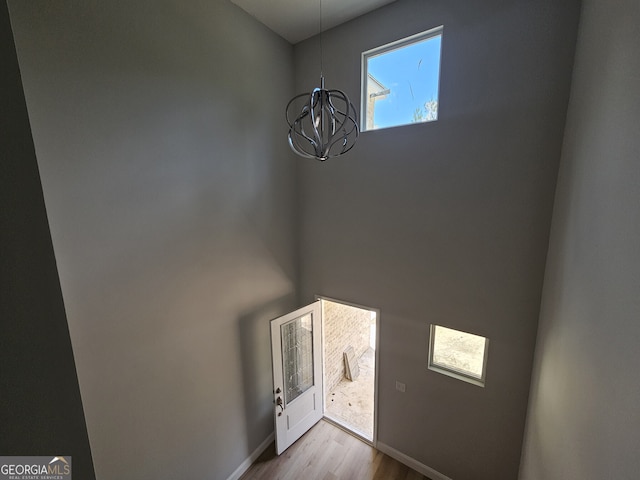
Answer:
325;347;375;440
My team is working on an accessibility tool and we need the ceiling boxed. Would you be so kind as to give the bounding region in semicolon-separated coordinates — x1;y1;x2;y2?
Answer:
230;0;397;44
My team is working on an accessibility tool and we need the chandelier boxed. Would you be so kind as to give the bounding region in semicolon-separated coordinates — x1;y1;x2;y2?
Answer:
285;2;359;161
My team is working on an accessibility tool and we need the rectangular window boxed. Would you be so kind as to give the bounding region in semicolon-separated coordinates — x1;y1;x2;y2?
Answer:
281;314;314;404
362;26;443;131
428;324;489;387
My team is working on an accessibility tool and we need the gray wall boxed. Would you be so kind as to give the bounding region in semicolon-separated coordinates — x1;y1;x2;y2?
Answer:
0;1;94;477
294;1;580;478
520;0;640;478
8;1;296;478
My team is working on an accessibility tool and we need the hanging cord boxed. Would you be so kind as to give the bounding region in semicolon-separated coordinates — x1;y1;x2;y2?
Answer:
319;0;323;80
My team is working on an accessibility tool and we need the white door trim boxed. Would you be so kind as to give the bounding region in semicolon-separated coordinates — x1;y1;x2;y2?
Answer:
316;295;380;447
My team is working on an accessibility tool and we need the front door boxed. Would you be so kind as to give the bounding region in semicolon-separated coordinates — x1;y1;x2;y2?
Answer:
270;302;323;455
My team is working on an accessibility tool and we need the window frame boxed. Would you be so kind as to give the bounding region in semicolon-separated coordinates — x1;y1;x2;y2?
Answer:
361;25;443;132
428;324;489;388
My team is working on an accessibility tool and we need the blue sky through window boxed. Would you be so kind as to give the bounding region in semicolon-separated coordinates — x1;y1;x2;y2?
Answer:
366;33;442;129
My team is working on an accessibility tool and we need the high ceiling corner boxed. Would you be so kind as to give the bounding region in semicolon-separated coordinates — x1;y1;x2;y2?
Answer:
230;0;397;44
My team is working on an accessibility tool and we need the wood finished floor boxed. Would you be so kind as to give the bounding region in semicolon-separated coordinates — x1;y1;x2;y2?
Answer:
240;420;430;480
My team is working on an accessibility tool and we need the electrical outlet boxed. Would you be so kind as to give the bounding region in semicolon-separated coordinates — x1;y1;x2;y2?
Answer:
395;381;406;393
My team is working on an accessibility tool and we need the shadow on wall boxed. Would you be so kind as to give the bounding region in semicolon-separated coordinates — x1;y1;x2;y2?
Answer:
238;293;297;451
0;2;95;477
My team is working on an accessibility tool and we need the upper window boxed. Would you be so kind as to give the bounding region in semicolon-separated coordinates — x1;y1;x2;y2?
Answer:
428;324;489;387
362;26;443;131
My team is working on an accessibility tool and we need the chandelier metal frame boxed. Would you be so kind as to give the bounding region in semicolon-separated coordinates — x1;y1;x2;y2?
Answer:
285;0;359;161
286;77;358;161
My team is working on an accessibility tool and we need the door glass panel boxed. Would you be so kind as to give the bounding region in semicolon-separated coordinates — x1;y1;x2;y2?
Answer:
281;313;314;405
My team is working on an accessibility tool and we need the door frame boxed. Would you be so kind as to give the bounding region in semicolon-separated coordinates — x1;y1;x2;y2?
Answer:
316;295;380;447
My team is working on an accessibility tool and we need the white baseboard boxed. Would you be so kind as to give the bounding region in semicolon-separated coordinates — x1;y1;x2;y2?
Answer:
226;432;274;480
376;441;452;480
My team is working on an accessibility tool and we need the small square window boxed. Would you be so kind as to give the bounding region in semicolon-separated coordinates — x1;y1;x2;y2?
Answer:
428;325;489;387
362;26;443;131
